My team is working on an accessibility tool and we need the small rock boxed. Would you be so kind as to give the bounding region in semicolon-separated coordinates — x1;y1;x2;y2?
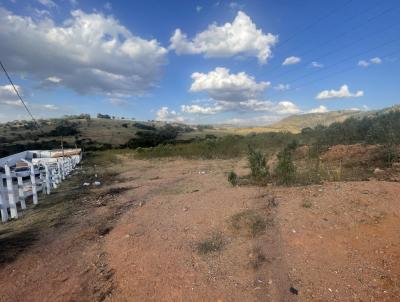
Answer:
290;287;299;295
373;168;384;174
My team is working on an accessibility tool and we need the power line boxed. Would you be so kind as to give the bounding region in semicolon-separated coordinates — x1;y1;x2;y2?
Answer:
286;37;398;86
271;18;400;82
268;47;400;100
284;3;395;64
276;0;354;49
298;48;399;90
0;60;42;131
266;2;394;75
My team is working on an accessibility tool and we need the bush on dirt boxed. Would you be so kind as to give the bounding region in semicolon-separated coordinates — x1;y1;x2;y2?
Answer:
230;210;267;237
227;171;238;186
248;246;267;269
247;146;269;180
275;142;297;185
196;232;224;254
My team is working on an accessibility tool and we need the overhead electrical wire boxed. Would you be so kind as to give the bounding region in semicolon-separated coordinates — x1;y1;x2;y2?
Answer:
266;2;395;76
294;48;400;91
282;3;396;64
267;47;400;100
275;0;354;49
0;60;42;131
271;19;400;82
264;0;355;75
282;37;398;86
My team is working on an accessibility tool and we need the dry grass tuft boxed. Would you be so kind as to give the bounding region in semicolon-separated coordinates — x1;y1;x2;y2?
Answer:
196;232;225;254
230;210;267;237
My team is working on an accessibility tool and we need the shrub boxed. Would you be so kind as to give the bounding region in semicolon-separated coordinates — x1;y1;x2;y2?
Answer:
127;125;178;148
196;232;224;254
48;123;79;137
230;210;267;237
247;146;269;179
227;171;238;186
275;143;297;185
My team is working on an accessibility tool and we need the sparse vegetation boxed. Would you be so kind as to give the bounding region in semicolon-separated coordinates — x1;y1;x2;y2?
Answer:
227;171;238;186
230;210;267;237
275;141;297;185
127;125;179;148
196;232;224;254
302;199;312;208
248;246;267;269
247;146;269;180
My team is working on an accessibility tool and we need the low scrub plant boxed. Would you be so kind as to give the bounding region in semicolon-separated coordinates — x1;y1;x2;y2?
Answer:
230;210;267;237
227;171;238;186
248;246;267;269
275;142;297;185
247;146;269;180
196;232;224;254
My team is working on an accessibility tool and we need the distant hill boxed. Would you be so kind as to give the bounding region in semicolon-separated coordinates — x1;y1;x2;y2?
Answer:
0;116;197;156
231;105;400;134
1;105;399;156
270;110;364;130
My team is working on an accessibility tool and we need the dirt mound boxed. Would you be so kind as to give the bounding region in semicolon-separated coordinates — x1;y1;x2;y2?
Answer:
321;144;379;163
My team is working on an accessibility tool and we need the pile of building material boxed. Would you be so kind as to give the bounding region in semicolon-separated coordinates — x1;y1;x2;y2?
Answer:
0;149;82;222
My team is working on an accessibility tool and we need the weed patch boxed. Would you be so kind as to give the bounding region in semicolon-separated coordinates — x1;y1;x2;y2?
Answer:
230;210;267;237
248;146;269;180
227;171;238;186
302;199;312;208
196;232;224;254
248;246;267;269
275;140;298;185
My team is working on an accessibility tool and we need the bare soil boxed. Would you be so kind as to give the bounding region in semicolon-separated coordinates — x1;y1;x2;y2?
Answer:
0;156;399;301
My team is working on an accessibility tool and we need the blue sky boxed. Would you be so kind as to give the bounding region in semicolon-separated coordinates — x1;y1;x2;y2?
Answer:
0;0;399;125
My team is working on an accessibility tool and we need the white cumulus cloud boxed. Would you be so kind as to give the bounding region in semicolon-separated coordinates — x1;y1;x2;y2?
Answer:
274;83;290;91
180;67;300;117
275;101;301;114
309;105;328;113
156;107;184;122
169;11;278;64
311;61;323;68
181;104;222;114
0;7;168;97
358;57;382;67
316;85;364;100
282;56;301;66
37;0;57;8
0;84;23;106
190;67;270;102
46;76;62;83
0;84;58;110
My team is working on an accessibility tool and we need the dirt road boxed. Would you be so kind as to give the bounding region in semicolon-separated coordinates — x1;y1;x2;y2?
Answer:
0;156;399;301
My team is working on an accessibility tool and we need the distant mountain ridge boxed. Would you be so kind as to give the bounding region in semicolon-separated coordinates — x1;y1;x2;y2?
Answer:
269;105;400;131
229;104;400;134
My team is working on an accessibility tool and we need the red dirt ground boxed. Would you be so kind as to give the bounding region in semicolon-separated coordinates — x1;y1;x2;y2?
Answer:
0;156;399;301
